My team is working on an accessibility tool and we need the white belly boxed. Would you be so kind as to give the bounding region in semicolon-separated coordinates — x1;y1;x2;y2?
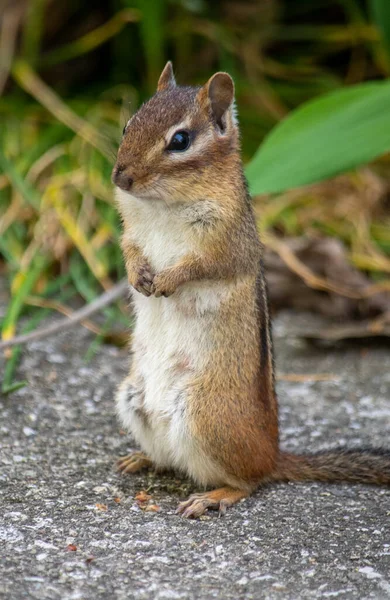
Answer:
116;282;233;486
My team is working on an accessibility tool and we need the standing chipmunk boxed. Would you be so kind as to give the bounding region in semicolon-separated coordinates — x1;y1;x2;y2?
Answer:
112;62;390;518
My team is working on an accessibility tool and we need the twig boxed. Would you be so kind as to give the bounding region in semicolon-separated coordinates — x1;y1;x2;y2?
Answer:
24;295;102;335
0;279;128;350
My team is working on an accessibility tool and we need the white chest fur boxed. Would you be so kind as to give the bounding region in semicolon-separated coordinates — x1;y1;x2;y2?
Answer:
115;190;233;485
117;190;193;271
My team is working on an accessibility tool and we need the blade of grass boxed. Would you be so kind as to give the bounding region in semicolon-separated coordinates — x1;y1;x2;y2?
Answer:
21;0;46;67
370;0;390;58
47;187;110;288
41;273;72;296
2;284;76;394
2;346;28;394
2;256;47;342
134;0;165;92
69;253;127;325
0;151;41;208
41;9;140;67
0;235;21;267
12;61;113;158
84;312;117;362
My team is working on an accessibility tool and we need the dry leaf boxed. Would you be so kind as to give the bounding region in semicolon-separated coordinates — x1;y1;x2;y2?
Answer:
135;491;152;504
95;503;108;511
67;544;77;551
263;237;390;319
144;504;161;513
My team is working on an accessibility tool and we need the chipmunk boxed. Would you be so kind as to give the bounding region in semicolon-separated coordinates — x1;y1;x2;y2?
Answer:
112;62;390;518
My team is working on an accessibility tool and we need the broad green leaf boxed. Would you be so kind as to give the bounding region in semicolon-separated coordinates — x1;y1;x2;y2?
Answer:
245;81;390;195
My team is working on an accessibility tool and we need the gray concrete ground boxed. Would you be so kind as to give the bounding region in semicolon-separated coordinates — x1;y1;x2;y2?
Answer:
1;301;390;599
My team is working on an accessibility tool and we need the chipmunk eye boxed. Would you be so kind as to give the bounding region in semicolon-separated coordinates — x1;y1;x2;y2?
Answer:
167;130;191;152
122;125;127;136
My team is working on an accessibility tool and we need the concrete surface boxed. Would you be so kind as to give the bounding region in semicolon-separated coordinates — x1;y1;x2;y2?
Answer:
1;303;390;599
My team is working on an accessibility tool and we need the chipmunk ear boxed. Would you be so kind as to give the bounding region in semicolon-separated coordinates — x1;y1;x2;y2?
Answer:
198;72;235;131
157;61;176;92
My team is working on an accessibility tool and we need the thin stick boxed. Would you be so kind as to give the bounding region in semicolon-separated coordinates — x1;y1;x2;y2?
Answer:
0;279;129;350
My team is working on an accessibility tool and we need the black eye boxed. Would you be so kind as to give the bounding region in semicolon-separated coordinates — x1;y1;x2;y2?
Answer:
167;130;191;152
122;125;126;136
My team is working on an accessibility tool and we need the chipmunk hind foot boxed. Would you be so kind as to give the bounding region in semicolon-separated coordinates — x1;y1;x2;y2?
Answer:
117;451;153;474
176;486;249;518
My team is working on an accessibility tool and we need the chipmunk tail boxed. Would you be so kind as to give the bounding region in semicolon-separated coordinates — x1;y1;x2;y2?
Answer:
271;448;390;486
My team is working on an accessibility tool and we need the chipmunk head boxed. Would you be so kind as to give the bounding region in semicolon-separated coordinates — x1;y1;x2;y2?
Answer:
113;62;238;203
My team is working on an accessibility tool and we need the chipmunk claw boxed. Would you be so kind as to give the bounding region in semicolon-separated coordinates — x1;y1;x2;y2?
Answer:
117;451;152;474
176;487;249;518
133;264;154;296
176;493;221;518
153;289;170;298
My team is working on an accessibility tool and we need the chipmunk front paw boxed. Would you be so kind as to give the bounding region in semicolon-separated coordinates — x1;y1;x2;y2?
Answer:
130;263;155;296
152;269;178;297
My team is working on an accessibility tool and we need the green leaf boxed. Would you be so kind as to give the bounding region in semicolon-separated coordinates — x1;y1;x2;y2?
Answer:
245;81;390;195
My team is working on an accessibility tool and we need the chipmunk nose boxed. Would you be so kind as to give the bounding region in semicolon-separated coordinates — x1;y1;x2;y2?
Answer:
112;165;134;191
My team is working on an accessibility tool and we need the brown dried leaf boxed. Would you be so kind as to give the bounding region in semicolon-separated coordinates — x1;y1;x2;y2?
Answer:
144;504;161;513
135;491;152;505
95;503;108;511
263;236;390;319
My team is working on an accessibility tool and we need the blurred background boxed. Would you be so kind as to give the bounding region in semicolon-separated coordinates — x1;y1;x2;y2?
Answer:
0;0;389;391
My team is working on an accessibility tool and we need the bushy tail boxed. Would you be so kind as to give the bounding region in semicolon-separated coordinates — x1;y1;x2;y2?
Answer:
271;448;390;486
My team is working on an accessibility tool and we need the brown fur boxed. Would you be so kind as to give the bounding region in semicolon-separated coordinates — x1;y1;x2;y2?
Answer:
182;271;278;488
272;449;390;485
113;63;390;518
